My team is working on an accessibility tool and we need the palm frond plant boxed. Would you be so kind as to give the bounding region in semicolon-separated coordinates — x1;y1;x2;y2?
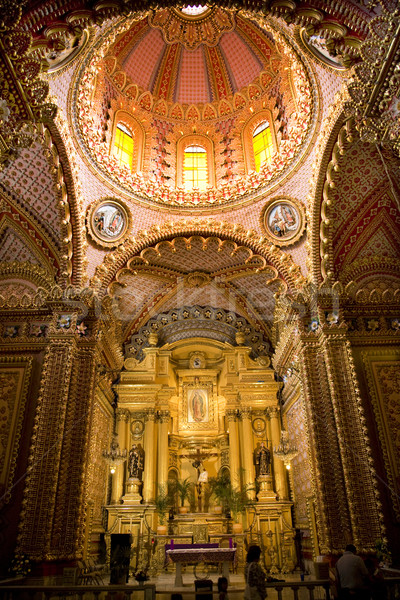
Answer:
171;477;194;508
153;484;171;526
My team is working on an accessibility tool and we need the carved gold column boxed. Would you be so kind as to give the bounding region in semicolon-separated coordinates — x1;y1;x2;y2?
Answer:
320;325;381;550
157;411;170;490
19;335;75;559
299;332;352;553
19;307;100;560
143;410;156;502
227;410;240;488
240;408;256;497
267;407;288;500
113;408;129;503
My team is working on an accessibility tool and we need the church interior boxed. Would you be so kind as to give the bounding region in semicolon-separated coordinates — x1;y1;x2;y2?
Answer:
0;0;400;590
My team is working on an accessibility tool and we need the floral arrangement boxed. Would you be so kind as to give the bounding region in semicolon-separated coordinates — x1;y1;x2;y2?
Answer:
9;553;32;577
375;539;392;566
134;570;149;583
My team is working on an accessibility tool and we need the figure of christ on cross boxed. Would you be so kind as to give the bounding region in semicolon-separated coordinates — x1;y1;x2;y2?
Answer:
180;447;218;512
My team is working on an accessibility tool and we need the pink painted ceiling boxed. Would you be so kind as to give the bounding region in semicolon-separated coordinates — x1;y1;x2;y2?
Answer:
329;141;400;280
111;10;273;104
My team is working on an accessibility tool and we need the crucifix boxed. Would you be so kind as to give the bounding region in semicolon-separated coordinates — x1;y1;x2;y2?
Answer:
180;447;218;512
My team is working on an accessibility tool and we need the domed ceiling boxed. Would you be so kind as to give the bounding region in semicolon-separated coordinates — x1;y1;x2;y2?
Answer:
112;8;275;104
71;7;317;209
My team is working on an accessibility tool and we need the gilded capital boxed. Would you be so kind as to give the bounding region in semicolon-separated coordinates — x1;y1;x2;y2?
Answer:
116;408;130;422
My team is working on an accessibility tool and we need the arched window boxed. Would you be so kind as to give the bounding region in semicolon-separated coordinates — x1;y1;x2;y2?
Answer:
253;121;273;172
183;145;208;190
114;123;134;168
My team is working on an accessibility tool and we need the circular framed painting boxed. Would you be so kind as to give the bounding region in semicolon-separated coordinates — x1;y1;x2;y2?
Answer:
262;197;306;246
299;28;347;71
87;198;131;247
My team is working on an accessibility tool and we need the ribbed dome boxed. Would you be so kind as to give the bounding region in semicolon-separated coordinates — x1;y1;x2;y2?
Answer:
108;8;277;105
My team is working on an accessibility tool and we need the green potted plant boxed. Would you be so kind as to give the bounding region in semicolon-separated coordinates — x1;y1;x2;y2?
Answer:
171;477;194;514
224;482;254;533
208;471;231;514
154;484;171;534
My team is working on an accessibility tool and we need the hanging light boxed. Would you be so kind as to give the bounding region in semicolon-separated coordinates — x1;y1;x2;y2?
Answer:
103;433;127;474
273;430;298;469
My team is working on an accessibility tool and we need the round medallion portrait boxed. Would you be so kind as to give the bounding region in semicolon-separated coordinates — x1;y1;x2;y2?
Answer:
262;197;305;246
87;199;130;247
299;28;347;71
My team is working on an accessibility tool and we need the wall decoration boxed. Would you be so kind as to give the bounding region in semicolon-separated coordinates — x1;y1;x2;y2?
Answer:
252;417;266;437
131;420;144;440
299;28;347;71
0;357;32;504
262;197;306;246
87;198;131;247
188;388;208;423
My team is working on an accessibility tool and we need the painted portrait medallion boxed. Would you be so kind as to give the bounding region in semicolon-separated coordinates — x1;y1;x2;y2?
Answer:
262;197;305;246
299;28;347;71
87;198;130;247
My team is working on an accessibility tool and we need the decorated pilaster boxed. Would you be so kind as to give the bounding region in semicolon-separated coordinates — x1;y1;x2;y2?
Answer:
267;407;288;501
157;410;170;489
227;410;240;488
319;320;381;550
18;300;101;561
113;408;129;504
143;410;156;503
239;408;256;498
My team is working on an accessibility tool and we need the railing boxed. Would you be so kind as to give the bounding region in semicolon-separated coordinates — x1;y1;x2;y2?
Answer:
0;578;399;600
0;584;155;600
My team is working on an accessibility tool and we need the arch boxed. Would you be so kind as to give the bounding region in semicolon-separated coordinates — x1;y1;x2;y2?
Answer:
90;220;306;294
176;135;215;189
111;110;144;172
242;110;277;174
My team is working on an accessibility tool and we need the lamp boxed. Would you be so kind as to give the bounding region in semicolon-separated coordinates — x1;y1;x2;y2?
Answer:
103;433;127;474
273;430;298;469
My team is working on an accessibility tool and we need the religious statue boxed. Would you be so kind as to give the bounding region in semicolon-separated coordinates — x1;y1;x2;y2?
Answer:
128;443;144;480
255;441;271;476
196;468;208;512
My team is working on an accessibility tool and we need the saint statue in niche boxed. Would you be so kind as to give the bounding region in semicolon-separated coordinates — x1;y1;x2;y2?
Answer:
188;389;208;422
255;441;271;476
128;443;144;480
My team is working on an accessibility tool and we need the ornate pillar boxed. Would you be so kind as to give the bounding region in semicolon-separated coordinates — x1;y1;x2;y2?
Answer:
267;407;288;501
320;326;381;550
157;411;170;490
299;331;353;553
113;408;129;504
240;408;256;497
143;410;156;503
18;307;99;560
227;410;241;488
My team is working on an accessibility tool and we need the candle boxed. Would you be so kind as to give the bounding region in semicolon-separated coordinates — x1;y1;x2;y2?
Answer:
140;518;143;536
171;539;174;549
229;538;232;548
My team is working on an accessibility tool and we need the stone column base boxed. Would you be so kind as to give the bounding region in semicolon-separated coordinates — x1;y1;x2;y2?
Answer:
122;477;142;504
257;475;277;501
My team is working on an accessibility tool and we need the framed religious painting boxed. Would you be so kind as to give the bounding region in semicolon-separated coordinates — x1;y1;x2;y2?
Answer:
86;198;131;247
261;196;306;246
188;388;209;423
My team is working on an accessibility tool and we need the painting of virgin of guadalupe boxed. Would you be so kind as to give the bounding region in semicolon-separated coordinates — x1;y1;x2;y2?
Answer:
188;389;208;423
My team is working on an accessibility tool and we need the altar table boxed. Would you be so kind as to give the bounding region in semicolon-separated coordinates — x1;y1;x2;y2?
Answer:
166;547;237;587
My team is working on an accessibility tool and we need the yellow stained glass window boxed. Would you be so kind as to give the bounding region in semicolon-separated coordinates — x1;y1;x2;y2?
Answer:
253;121;273;172
184;145;208;190
114;123;134;168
